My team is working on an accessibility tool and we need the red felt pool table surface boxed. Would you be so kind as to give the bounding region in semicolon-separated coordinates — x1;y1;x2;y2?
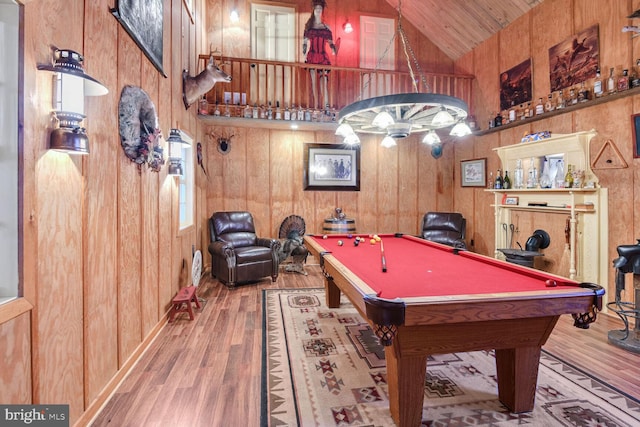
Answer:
306;233;579;300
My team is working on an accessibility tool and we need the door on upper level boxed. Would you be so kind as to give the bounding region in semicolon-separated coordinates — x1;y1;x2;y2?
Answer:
251;3;296;106
360;15;395;98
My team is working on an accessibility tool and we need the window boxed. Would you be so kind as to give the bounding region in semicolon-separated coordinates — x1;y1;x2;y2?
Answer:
177;131;193;230
0;0;20;305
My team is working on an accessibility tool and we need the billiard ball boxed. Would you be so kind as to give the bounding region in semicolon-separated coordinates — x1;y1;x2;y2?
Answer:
545;279;557;287
370;239;376;245
322;234;328;239
353;240;360;246
374;235;381;242
337;240;343;246
347;234;353;239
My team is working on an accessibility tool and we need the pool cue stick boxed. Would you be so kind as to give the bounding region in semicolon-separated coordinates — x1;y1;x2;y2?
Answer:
380;241;387;272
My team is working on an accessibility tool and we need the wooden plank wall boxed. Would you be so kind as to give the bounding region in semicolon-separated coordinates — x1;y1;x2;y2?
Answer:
202;126;454;238
453;0;640;302
0;0;209;424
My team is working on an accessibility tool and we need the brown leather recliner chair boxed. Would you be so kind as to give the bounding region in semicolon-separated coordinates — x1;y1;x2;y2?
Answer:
420;212;467;249
208;211;281;287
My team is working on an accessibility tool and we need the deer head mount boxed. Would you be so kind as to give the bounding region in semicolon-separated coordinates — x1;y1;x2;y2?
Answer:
208;130;234;155
182;54;232;110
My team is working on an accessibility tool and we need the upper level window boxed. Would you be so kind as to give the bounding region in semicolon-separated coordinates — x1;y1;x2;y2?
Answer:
0;0;20;305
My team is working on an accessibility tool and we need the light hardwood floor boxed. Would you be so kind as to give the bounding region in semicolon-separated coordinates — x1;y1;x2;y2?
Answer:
90;263;640;426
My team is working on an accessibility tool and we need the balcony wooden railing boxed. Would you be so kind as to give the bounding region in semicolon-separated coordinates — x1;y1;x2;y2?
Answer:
198;54;474;114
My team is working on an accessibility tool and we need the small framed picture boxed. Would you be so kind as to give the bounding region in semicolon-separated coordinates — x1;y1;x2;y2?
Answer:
505;196;519;205
460;158;487;187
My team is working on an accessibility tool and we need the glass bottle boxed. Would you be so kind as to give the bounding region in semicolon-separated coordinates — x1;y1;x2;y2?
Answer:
578;81;590;102
275;101;282;120
290;104;297;121
297;105;305;121
593;67;603;97
283;103;291;121
514;159;524;189
535;97;544;115
224;102;231;117
503;170;511;189
487;171;494;189
494;169;503;189
213;102;221;116
618;69;629;92
556;90;565;109
555;161;565;188
509;102;516;122
243;103;252;118
545;93;554;112
198;97;208;115
564;164;574;188
252;103;259;119
267;101;273;120
607;67;616;94
632;60;640;88
494;111;503;127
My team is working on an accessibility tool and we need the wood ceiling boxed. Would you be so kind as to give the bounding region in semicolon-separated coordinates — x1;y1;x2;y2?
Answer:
384;0;544;60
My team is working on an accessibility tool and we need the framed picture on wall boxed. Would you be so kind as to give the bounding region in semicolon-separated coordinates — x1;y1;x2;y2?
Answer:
460;158;487;187
633;113;640;158
111;0;166;76
303;144;360;191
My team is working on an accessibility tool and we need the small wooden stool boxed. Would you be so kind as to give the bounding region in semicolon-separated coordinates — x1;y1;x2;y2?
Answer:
168;286;201;322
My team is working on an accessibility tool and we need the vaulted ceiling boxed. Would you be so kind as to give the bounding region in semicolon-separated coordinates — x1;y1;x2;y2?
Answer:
384;0;545;60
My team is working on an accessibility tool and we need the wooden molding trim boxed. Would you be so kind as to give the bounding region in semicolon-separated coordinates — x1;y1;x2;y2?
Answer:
0;298;33;324
77;317;169;426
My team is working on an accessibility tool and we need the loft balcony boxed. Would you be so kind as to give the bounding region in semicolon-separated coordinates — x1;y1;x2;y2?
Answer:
196;54;474;121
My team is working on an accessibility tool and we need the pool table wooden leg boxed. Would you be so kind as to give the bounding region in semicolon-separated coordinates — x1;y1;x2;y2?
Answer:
495;346;542;413
324;278;341;308
385;345;427;427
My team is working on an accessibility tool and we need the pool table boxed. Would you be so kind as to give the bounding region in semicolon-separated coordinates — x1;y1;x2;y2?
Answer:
304;233;604;427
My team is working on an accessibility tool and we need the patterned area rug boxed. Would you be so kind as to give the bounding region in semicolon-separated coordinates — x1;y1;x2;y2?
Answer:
261;288;640;427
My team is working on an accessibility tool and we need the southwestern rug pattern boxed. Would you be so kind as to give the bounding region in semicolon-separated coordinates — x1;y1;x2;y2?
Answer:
261;288;640;427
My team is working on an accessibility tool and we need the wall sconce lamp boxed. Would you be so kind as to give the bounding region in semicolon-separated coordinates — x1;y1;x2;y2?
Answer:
167;128;190;176
37;47;108;154
343;18;353;34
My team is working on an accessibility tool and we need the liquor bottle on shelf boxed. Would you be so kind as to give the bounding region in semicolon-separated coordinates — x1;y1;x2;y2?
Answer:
555;161;564;188
252;103;259;119
519;104;526;120
545;93;554;112
487;171;494;189
494;169;503;189
535;97;544;115
275;101;282;120
514;159;524;189
556;90;565;109
564;164;574;188
297;105;305;121
243;103;252;118
607;67;616;94
593;67;603;97
503;170;511;189
509;102;516;122
488;112;495;128
284;104;291;121
260;104;267;119
578;81;590;102
618;69;630;92
632;60;640;88
569;87;578;105
494;111;503;127
290;104;297;121
198;97;208;115
224;102;231;117
527;102;533;117
214;102;221;117
267;102;273;120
